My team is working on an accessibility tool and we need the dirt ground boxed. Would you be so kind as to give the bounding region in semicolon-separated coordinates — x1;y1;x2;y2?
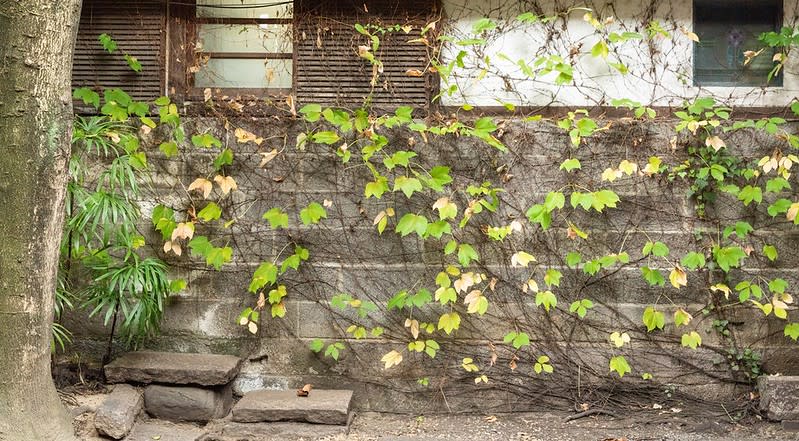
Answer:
68;391;799;441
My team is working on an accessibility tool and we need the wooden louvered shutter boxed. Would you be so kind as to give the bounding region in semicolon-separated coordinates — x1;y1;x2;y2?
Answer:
295;0;436;111
72;0;165;103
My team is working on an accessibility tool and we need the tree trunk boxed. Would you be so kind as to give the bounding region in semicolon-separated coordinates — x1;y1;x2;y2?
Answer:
0;1;82;439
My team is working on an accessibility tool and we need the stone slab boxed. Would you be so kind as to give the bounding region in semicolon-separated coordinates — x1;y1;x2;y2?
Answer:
145;384;233;422
759;375;799;421
123;420;206;441
201;416;352;441
232;389;353;425
105;351;242;386
94;384;143;439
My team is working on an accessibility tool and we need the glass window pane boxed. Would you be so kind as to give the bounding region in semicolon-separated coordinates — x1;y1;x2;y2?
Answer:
197;0;292;19
198;24;292;53
195;58;292;89
694;0;781;86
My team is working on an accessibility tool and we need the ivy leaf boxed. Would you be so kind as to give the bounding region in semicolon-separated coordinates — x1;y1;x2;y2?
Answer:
785;323;799;341
396;213;428;238
213;148;234;170
763;245;778;262
609;355;631;377
381;350;403;369
544;269;562;287
299;104;322;122
393;176;424;198
591;40;609;58
766;177;791;193
311;131;340;145
364;177;389;199
642;306;665;332
559;158;581;172
669;266;687;289
427;166;453;191
98;33;118;53
681;331;702;349
643;241;670;257
641;267;665;286
569;299;594;318
737;185;763;206
680;252;706;270
713;246;746;272
191;133;222;148
205;246;233;270
768;199;792;217
309;339;325;352
609;331;630;348
424;220;451;239
433;197;458;220
591;190;620;212
262;208;289;229
73;87;100;108
503;331;530;349
299;202;327;225
198;202;222;222
535;290;557;312
159;141;178;158
674;308;693;327
510;251;536;268
526;204;552;230
437;312;461;335
566;251;582;268
457;244;479;267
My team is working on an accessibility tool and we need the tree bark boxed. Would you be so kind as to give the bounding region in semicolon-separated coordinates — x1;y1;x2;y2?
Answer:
0;1;82;439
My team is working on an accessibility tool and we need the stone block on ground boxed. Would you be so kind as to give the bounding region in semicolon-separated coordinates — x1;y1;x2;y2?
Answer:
144;384;233;422
123;420;206;441
94;384;143;439
105;351;242;386
201;416;352;441
232;389;353;425
759;375;799;421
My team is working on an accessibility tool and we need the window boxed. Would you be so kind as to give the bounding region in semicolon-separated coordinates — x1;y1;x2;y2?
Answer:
194;0;294;92
693;0;782;87
72;0;166;102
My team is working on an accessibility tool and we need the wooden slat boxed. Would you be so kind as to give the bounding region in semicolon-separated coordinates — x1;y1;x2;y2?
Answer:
72;0;165;103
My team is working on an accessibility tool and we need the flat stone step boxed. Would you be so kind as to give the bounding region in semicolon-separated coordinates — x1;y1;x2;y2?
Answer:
105;351;242;386
759;375;799;421
123;420;206;441
232;389;353;425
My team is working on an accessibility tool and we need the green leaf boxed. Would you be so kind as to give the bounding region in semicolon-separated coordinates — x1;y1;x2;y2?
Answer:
444;240;458;255
191;133;222;148
169;279;187;293
98;33;118;53
249;262;278;292
544;269;562;287
569;299;594;318
544;191;566;211
364;177;389;199
311;131;340;145
768;278;788;294
128;152;147;170
299;202;327;225
205;246;232;270
526;204;552;230
642;306;665;332
738;185;763;206
213;148;234;170
591;190;620;212
643;241;669;257
768;199;792;217
309;339;325;352
681;331;702;349
472;17;496;33
535;290;557;312
763;244;778;262
503;331;530;349
641;267;665;287
393;176;424;198
609;355;631;377
437;312;461;335
457;244;479;267
766;177;791;193
424;220;451;239
262;208;289;229
566;251;582;268
73;87;100;108
785;323;799;341
396;213;428;238
680;252;706;270
591;40;609;58
299;104;322;122
198;202;222;222
713;246;746;272
559;158;581;172
427;166;453;191
159;141;178;158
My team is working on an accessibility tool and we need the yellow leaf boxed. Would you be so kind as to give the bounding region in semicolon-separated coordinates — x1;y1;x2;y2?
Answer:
405;69;425;77
680;27;699;42
203;88;212;102
381;350;403;369
188;178;213;199
705;135;726;152
235;127;263;145
787;203;799;222
258;149;278;167
405;318;420;340
601;168;621;182
247;321;258;334
618;160;638;175
171;222;195;241
710;283;730;299
510;251;536;268
454;272;475;293
214;175;238;194
669;266;687;288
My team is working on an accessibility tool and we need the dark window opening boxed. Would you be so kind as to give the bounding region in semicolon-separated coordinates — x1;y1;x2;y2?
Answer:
693;0;782;87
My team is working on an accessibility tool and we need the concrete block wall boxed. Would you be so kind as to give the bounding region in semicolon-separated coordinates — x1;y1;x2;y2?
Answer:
63;116;799;412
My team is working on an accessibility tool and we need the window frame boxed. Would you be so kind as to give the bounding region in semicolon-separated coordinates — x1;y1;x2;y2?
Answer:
692;0;784;88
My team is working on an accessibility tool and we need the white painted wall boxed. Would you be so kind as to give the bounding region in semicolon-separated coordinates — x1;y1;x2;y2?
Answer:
439;0;799;107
